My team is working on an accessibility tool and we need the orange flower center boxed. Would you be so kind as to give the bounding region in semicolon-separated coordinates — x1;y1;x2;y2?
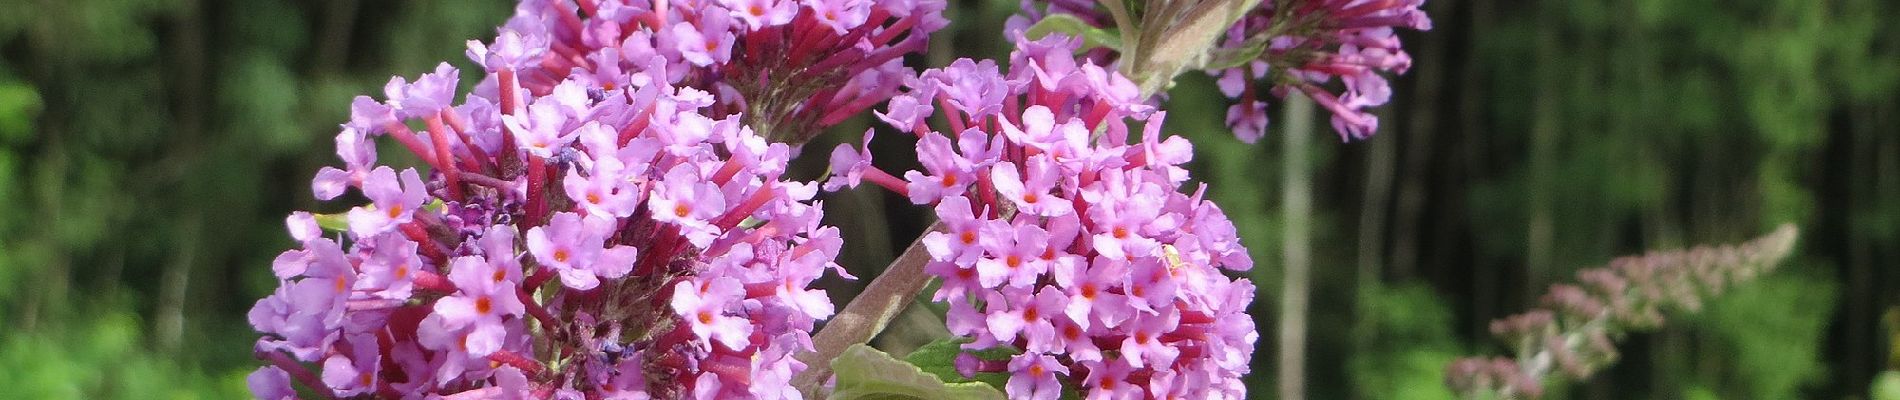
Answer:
674;204;692;218
476;296;493;315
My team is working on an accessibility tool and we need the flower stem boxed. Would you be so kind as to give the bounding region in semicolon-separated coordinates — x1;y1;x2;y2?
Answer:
258;350;338;400
790;220;945;397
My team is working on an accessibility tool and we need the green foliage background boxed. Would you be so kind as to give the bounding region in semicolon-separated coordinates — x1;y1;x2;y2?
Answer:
1;0;1895;398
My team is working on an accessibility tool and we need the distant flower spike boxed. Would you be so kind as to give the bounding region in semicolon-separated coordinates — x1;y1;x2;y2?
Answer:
1446;224;1800;399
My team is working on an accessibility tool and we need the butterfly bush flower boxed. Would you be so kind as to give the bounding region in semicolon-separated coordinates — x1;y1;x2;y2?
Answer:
826;35;1259;399
249;5;868;395
494;0;946;143
1009;0;1431;142
1447;225;1799;399
1211;0;1431;141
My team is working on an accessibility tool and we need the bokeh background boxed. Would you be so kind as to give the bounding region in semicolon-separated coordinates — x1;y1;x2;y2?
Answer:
1;0;1896;398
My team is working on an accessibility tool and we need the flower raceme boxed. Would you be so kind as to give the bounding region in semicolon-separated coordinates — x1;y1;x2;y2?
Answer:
826;35;1260;399
249;9;866;397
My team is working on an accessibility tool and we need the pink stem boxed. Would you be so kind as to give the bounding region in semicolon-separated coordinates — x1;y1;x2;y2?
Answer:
258;350;339;400
411;269;457;293
487;350;547;377
425;115;465;200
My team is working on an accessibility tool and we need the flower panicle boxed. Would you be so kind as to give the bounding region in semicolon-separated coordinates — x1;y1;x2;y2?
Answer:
247;0;924;396
1445;224;1799;399
825;35;1259;399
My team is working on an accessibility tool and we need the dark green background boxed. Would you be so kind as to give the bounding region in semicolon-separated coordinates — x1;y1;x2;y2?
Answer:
0;0;1894;398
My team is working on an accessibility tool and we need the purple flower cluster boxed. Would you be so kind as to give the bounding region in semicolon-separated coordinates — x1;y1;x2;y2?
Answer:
248;5;862;396
1446;224;1799;398
827;36;1259;399
490;0;946;143
1211;0;1431;142
1007;0;1431;142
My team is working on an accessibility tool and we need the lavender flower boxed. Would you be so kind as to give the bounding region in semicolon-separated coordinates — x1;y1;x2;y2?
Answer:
1211;0;1431;141
249;7;861;396
1446;224;1800;399
828;35;1258;399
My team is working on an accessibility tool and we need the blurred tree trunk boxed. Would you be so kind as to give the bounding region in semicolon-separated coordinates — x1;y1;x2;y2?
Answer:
155;0;206;356
1523;0;1559;315
1457;0;1495;339
1278;91;1315;400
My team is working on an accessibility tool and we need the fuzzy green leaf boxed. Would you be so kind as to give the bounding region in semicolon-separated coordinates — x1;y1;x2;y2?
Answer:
828;344;1005;400
1023;14;1123;53
903;337;1019;392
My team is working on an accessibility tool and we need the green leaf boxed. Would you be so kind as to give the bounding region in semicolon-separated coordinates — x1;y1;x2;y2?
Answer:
1873;371;1900;400
1023;14;1123;53
828;344;1006;400
311;199;444;232
0;79;41;144
903;337;1019;393
1201;35;1271;71
313;212;350;232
